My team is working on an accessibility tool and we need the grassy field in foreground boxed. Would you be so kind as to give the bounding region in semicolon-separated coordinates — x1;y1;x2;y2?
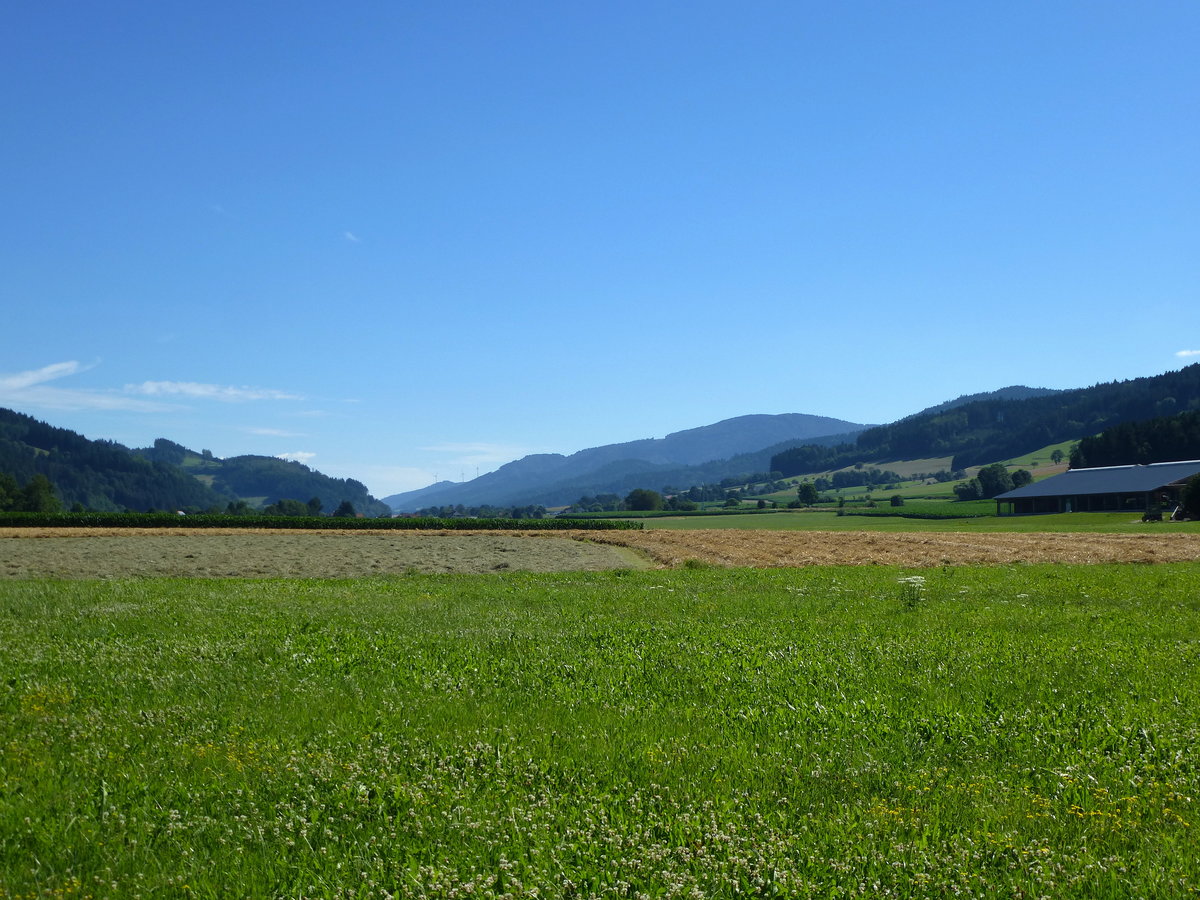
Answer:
3;566;1199;898
642;510;1200;532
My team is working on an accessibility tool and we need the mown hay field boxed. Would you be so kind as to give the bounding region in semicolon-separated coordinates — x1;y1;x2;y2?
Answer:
5;526;1200;577
590;528;1200;568
0;528;649;579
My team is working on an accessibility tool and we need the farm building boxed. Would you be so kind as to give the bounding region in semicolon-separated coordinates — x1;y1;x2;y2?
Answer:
995;459;1200;515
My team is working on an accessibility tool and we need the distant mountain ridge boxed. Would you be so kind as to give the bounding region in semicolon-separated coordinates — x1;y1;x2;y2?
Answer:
384;413;867;511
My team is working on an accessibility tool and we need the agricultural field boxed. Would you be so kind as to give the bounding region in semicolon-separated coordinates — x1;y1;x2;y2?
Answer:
6;524;1200;575
1001;440;1077;472
636;509;1200;534
0;528;649;579
592;527;1200;568
3;563;1200;898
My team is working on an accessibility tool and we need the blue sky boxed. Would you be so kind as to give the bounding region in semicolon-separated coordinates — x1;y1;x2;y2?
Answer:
3;2;1197;498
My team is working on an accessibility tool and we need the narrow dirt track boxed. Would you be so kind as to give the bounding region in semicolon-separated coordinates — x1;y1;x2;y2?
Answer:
4;527;1200;577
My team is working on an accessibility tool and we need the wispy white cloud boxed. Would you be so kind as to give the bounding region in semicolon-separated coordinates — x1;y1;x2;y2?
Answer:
1176;349;1200;358
126;381;302;402
1;360;90;390
0;361;171;412
344;231;360;243
246;427;305;437
0;361;308;414
276;451;317;464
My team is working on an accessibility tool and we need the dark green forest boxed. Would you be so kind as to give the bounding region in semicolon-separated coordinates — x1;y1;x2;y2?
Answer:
1071;409;1200;468
771;364;1200;476
0;411;228;511
0;409;389;515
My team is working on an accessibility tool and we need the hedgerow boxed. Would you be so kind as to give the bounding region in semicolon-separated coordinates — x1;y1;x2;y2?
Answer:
0;512;643;531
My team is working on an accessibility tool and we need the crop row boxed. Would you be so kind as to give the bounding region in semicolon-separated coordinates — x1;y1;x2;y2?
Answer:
841;500;995;519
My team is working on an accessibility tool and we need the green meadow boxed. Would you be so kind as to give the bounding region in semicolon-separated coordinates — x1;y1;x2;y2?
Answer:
3;565;1199;898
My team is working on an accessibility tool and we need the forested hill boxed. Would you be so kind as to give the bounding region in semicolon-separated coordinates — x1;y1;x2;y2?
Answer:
771;365;1200;476
901;385;1063;420
0;410;390;515
1071;409;1200;469
135;440;390;517
0;410;227;511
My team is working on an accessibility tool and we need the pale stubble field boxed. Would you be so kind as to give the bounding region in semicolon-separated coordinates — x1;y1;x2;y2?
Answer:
5;526;1200;577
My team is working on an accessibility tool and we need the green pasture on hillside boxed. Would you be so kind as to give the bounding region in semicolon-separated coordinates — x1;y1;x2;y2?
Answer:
755;440;1082;506
3;566;1199;897
1002;439;1078;469
851;481;960;500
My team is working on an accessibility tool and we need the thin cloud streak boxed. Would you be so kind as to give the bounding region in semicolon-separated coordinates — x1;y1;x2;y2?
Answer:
1176;350;1200;358
0;361;173;412
246;427;305;437
0;360;90;390
0;362;304;413
126;381;302;402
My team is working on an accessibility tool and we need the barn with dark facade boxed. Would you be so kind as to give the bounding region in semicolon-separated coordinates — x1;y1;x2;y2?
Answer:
995;459;1200;515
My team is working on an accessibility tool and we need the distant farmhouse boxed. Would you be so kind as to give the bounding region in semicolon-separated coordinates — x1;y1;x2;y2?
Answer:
995;460;1200;516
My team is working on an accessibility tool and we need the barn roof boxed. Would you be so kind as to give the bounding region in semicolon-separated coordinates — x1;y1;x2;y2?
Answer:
996;459;1200;500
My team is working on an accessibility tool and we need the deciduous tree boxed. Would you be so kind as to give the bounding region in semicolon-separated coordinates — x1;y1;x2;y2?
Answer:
1010;469;1033;488
975;463;1015;499
795;482;819;506
625;489;663;511
18;474;61;512
1182;474;1200;519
